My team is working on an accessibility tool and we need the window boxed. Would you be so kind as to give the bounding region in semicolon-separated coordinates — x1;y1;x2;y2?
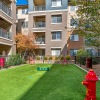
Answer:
52;31;61;40
22;21;28;28
70;6;78;11
70;34;79;41
51;0;62;7
22;9;28;14
52;15;62;23
70;18;78;26
86;49;96;56
51;49;61;56
70;49;78;56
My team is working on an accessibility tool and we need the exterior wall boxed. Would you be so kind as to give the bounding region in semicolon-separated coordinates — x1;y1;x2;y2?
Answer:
0;0;16;55
28;10;67;56
46;0;68;10
67;31;84;55
66;5;84;58
28;0;68;11
28;0;34;11
17;5;28;35
45;11;67;56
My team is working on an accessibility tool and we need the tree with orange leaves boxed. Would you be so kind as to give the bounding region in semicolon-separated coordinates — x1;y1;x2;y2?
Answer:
15;33;38;58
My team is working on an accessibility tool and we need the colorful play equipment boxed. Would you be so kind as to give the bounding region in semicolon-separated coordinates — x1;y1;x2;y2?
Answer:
82;69;99;100
37;67;49;71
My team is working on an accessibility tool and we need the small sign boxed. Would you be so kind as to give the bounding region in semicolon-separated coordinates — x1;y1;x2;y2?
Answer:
37;67;49;71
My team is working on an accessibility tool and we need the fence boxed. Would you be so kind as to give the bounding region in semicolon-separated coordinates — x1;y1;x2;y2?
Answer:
74;56;100;77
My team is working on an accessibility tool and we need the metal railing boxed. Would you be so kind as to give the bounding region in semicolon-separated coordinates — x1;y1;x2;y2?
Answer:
34;22;45;28
0;27;12;39
34;5;46;11
35;40;45;44
0;0;12;17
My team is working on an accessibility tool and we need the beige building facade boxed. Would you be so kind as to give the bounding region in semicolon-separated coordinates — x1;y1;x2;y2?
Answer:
0;0;16;56
16;4;28;35
27;0;68;57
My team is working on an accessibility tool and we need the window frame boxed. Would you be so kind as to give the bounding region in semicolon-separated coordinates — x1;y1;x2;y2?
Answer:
51;48;61;56
51;0;62;7
70;34;79;41
70;49;78;56
22;21;28;28
52;31;62;40
22;8;28;14
51;15;62;23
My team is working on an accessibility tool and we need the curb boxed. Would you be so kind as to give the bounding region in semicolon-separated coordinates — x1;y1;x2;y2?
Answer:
75;64;100;80
0;64;27;71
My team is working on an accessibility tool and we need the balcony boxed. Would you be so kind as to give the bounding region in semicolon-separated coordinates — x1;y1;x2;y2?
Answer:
0;27;12;39
34;5;46;11
34;22;45;28
35;37;45;44
0;0;12;17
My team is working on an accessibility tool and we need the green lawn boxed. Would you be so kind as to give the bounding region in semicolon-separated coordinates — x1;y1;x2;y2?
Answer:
0;64;100;100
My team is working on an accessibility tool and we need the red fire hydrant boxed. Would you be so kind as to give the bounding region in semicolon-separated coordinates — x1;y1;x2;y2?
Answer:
82;69;99;100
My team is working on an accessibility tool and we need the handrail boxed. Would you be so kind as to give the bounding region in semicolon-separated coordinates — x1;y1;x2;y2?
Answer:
0;27;12;39
0;0;12;17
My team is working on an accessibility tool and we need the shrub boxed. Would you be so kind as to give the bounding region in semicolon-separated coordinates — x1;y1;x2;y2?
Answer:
76;49;90;57
6;54;25;67
44;56;48;60
49;56;52;60
66;55;70;60
36;56;40;60
55;56;59;60
60;56;64;60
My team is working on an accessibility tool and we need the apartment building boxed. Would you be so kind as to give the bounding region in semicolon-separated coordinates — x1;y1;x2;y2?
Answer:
67;4;99;57
67;5;84;58
16;3;28;35
0;0;16;56
27;0;68;57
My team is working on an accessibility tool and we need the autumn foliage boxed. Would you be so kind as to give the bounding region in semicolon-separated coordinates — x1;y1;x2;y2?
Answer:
15;33;38;55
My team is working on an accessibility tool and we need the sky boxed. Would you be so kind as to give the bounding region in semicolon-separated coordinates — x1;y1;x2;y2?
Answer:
16;0;28;5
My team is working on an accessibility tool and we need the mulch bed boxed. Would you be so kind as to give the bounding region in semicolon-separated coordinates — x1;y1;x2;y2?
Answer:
77;64;100;78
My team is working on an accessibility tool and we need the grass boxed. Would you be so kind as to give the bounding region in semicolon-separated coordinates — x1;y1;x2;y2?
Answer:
0;64;100;100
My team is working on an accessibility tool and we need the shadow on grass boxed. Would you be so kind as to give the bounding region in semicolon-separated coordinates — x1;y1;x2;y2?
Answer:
19;64;87;100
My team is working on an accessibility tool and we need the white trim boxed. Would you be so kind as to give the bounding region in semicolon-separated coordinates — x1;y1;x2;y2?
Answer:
0;37;13;41
51;30;62;32
32;14;46;16
51;13;62;15
51;40;61;41
51;23;62;24
51;6;62;7
33;28;46;29
28;9;68;14
0;10;13;23
51;47;62;48
0;42;12;46
36;44;46;45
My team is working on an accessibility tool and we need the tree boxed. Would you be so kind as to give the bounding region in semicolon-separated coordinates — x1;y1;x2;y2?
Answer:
15;33;38;58
69;0;100;48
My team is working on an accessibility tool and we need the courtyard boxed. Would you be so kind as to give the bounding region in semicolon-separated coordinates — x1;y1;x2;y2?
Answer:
0;64;100;100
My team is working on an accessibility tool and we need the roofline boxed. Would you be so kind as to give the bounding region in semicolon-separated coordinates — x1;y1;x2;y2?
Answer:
16;4;28;6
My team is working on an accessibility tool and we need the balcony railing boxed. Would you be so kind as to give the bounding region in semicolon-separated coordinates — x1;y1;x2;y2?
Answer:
35;37;45;44
34;22;45;28
0;0;12;17
34;6;46;11
0;27;12;39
